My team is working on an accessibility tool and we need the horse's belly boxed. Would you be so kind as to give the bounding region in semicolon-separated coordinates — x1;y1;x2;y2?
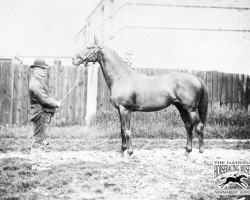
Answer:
134;95;173;112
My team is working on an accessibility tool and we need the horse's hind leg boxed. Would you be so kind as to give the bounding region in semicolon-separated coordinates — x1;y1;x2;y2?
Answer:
189;110;204;153
174;103;194;153
175;103;204;153
119;106;133;156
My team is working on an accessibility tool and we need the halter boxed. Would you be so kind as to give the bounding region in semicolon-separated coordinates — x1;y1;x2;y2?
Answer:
78;45;102;63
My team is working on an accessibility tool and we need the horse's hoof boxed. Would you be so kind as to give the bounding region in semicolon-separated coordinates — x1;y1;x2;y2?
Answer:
186;147;192;153
127;149;133;156
199;147;204;153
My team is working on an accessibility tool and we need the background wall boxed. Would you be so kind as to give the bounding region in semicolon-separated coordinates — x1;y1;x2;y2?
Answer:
76;0;250;74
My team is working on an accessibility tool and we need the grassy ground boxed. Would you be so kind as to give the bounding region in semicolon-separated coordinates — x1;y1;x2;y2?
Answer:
90;105;250;140
0;106;250;200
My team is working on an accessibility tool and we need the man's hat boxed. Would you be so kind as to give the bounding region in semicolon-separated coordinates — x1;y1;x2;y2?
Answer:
30;59;49;69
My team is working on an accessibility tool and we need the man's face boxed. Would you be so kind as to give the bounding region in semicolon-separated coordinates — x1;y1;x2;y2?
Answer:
34;67;47;78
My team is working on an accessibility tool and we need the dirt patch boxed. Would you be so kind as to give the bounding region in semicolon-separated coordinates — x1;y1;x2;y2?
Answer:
0;146;249;200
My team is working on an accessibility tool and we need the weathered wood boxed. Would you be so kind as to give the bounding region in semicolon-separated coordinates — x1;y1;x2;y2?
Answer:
227;73;233;104
221;73;227;104
72;66;78;122
232;74;239;103
20;65;29;125
238;74;244;110
212;71;218;102
206;71;213;102
5;63;14;124
82;68;88;120
217;72;222;103
57;66;64;125
247;75;250;108
62;65;70;123
79;67;85;122
1;63;9;124
12;64;22;124
0;63;4;124
242;75;248;111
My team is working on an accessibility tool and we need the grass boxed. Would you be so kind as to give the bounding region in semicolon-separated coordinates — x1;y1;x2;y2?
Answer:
90;105;250;140
0;105;250;200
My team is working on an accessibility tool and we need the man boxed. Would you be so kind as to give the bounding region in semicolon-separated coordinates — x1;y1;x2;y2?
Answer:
29;59;61;150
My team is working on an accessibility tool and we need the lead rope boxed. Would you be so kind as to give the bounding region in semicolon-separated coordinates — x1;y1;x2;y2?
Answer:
48;76;79;144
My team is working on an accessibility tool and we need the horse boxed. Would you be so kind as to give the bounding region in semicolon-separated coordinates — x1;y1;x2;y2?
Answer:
219;174;248;188
72;36;208;157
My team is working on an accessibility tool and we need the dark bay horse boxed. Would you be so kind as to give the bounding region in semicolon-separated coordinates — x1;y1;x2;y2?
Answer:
73;37;208;157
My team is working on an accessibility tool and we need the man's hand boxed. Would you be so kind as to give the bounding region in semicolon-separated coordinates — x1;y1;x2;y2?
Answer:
55;101;61;108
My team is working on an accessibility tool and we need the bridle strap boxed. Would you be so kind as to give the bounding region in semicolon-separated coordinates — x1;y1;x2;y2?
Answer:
79;45;102;61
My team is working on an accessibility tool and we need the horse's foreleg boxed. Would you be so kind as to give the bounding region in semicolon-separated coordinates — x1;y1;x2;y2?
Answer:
119;106;133;156
118;109;127;157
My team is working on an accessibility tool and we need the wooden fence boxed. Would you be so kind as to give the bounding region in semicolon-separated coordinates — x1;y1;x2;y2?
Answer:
1;63;250;125
97;68;250;112
0;63;88;125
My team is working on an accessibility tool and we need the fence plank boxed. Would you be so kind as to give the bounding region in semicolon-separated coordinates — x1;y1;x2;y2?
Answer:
227;74;233;104
217;72;222;103
82;68;88;120
78;67;85;122
243;75;248;111
58;66;64;124
12;64;22;124
212;71;218;102
62;66;70;123
0;63;4;124
20;65;29;125
247;76;250;112
232;74;239;103
71;66;77;122
5;63;14;124
206;71;213;102
221;73;227;104
238;74;244;109
1;63;8;124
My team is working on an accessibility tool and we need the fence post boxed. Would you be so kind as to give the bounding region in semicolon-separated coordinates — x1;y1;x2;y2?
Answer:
86;63;99;124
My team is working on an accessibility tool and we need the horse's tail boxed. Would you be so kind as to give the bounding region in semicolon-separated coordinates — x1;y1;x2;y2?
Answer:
197;77;208;125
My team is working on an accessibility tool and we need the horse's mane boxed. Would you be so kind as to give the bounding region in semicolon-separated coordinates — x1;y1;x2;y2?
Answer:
104;46;133;70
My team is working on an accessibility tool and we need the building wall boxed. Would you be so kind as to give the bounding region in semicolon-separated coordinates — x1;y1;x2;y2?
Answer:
75;0;250;122
76;0;250;74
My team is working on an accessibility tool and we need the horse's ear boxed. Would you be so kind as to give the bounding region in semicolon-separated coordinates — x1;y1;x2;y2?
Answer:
94;35;99;45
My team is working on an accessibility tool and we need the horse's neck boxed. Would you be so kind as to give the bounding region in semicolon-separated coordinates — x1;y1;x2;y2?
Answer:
98;47;131;88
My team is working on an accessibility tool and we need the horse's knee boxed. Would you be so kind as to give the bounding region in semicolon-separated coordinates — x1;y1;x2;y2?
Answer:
125;130;132;137
196;122;204;134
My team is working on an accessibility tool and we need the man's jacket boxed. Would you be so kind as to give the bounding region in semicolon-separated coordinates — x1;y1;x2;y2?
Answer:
29;76;57;122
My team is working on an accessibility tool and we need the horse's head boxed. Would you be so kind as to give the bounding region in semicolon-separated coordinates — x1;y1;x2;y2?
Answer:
72;35;101;67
